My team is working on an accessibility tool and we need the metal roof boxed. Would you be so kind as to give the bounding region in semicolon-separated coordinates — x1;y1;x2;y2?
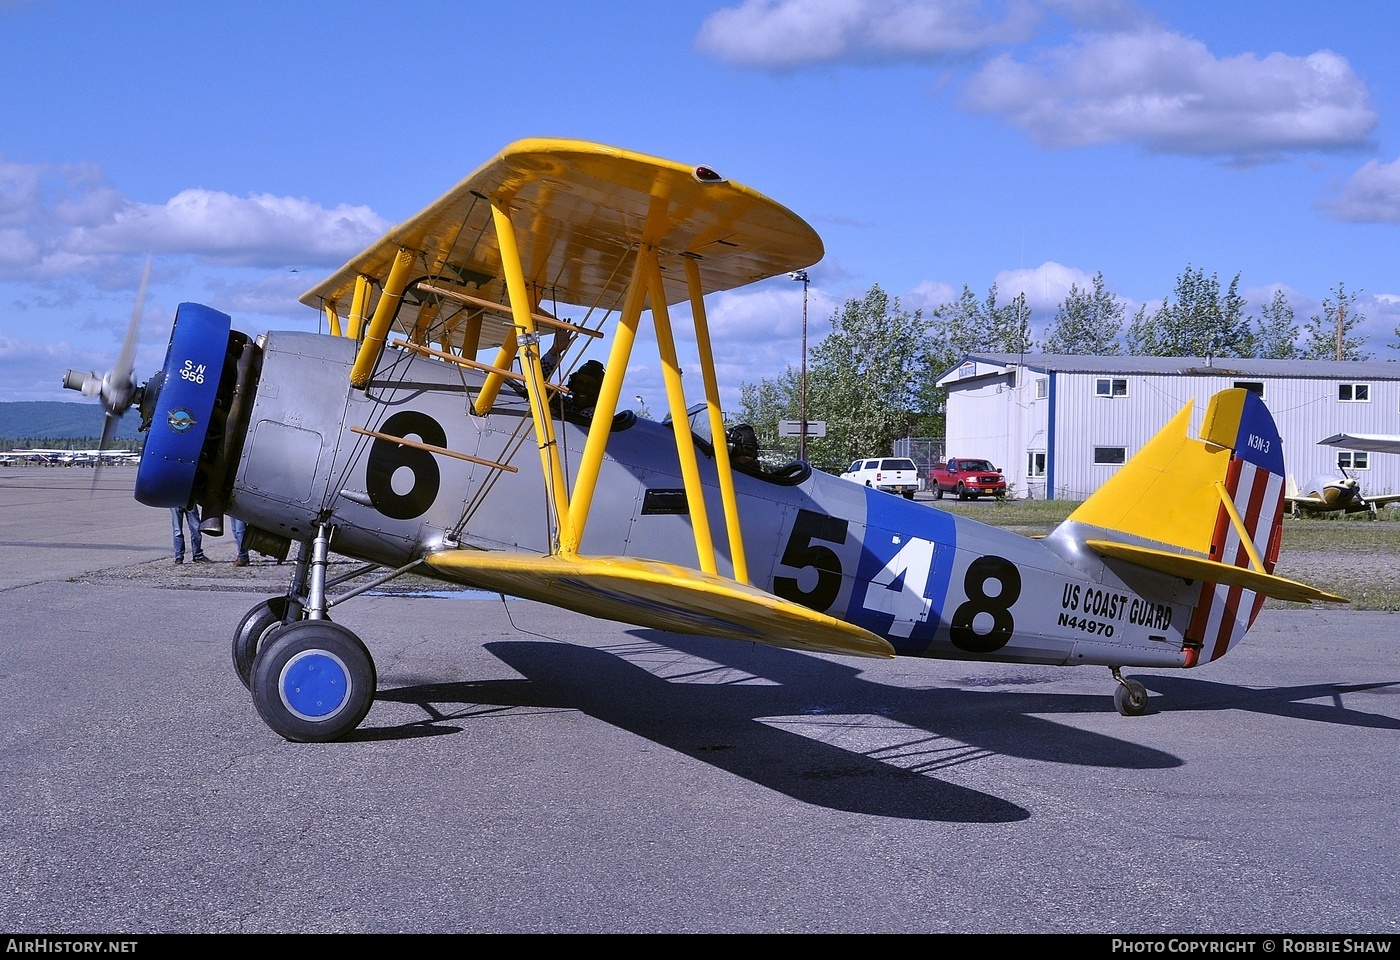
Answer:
943;353;1400;382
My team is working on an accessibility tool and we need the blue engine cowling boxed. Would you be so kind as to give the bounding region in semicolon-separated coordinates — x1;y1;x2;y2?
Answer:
135;303;243;509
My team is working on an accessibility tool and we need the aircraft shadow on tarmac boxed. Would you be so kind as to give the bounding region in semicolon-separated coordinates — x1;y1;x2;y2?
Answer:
371;631;1400;823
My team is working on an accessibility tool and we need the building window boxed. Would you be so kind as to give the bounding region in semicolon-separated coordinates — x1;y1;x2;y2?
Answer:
1094;446;1127;465
1095;377;1128;397
1338;383;1370;402
1338;451;1369;470
1035;378;1048;400
1027;451;1046;478
1234;380;1264;397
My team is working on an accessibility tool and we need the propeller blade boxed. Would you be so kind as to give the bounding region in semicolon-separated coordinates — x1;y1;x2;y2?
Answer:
81;255;151;492
113;255;150;392
91;410;121;493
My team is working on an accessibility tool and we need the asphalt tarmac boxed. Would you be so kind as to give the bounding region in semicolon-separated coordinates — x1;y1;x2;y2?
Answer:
2;467;1398;934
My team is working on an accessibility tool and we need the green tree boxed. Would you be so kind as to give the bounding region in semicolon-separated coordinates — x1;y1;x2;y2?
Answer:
1126;265;1254;358
735;373;793;451
737;284;930;470
803;285;928;469
1301;282;1370;360
1041;272;1124;355
1124;304;1151;354
1253;290;1299;360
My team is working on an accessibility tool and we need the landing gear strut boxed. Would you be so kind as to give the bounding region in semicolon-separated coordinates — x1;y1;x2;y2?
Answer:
240;522;378;742
1111;667;1148;716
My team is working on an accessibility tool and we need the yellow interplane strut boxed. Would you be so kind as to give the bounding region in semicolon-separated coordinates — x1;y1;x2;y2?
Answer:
567;246;648;551
323;302;342;338
685;255;748;585
350;247;416;389
647;256;718;576
348;274;371;341
490;201;576;554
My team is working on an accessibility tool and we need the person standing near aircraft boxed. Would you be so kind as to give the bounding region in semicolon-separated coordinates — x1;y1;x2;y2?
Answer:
231;517;250;566
171;506;208;564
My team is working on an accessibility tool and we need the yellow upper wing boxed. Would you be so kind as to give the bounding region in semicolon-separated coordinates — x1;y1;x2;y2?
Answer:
300;138;823;328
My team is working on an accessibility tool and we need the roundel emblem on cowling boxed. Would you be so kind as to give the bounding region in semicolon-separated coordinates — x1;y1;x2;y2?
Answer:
167;407;197;433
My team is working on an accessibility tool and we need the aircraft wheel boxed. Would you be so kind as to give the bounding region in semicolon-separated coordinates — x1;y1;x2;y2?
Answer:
1113;678;1149;717
932;482;942;500
250;620;376;743
232;596;305;689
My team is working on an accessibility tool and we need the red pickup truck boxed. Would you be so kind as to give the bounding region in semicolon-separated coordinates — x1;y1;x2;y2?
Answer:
928;458;1007;500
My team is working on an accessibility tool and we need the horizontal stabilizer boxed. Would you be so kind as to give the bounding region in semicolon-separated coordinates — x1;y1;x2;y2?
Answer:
1085;539;1347;604
425;550;895;659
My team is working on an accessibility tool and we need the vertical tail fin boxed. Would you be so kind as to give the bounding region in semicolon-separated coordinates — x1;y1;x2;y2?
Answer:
1185;389;1286;662
1063;388;1307;664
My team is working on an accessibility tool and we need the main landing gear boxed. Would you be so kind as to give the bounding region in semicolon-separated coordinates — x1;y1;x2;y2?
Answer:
233;522;386;742
1110;667;1149;716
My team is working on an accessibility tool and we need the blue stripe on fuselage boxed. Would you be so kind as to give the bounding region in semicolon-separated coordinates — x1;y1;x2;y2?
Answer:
847;489;957;655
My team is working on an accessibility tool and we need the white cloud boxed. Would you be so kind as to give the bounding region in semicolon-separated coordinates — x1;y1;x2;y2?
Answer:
1319;157;1400;224
962;29;1376;159
0;159;390;282
0;331;99;402
66;189;389;268
905;278;958;312
696;0;1043;70
993;260;1092;311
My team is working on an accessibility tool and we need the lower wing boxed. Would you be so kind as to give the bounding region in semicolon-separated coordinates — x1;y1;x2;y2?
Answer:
424;550;895;659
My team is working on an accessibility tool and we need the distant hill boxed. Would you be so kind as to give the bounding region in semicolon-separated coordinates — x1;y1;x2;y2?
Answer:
0;401;143;444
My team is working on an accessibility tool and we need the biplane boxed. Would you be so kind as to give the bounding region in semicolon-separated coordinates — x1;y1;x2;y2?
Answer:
64;138;1344;742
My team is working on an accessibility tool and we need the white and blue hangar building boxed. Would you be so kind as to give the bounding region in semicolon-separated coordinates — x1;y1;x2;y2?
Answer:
935;353;1400;502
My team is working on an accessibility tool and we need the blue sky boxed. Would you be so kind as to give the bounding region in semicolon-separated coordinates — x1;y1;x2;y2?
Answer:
4;0;1399;413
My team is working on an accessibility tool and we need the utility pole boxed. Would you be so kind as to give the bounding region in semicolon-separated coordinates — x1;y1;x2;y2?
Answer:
1335;300;1345;361
790;271;809;461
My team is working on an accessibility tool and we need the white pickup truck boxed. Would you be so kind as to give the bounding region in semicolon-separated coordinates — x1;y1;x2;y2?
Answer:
840;457;919;499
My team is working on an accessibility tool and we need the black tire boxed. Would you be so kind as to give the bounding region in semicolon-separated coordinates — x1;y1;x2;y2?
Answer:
1114;679;1148;716
903;490;915;500
932;482;942;500
956;483;968;501
250;620;376;742
232;596;304;689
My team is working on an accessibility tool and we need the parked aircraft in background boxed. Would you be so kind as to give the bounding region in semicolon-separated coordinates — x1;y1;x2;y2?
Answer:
63;138;1344;743
1319;433;1400;456
2;448;141;466
1285;472;1400;520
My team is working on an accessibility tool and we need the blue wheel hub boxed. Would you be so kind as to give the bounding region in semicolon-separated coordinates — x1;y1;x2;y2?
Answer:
278;649;353;721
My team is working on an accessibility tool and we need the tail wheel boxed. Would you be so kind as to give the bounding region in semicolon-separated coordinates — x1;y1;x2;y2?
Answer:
251;620;375;742
1113;678;1149;716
